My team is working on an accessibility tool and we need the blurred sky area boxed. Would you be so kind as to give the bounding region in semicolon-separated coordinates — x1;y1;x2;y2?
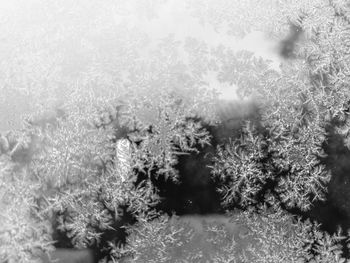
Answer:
0;0;282;132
